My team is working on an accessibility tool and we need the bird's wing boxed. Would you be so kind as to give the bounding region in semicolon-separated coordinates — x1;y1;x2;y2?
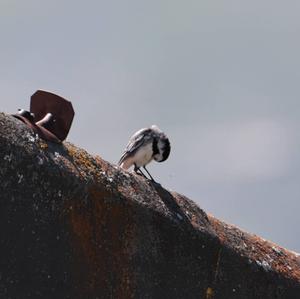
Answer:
118;128;153;165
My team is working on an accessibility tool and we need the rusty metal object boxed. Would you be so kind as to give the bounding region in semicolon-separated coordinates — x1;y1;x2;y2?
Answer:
17;109;35;122
13;111;61;144
12;90;74;143
30;90;74;142
35;112;54;129
13;110;37;133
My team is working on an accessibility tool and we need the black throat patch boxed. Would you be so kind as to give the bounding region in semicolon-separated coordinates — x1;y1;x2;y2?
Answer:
162;138;171;161
152;138;159;155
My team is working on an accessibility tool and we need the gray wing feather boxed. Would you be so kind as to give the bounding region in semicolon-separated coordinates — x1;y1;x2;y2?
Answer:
118;128;153;165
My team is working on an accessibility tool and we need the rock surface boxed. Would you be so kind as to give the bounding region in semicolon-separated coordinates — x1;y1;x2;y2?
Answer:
0;112;299;299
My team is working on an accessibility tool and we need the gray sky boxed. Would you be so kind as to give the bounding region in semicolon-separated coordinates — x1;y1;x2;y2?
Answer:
1;1;300;252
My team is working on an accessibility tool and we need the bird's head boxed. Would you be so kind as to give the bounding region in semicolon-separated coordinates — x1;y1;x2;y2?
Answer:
151;125;163;133
153;135;171;162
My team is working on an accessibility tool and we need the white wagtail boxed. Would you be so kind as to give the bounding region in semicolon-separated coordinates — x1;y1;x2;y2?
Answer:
118;125;171;181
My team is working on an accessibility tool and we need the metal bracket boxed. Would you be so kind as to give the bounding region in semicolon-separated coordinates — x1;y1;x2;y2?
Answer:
12;90;75;143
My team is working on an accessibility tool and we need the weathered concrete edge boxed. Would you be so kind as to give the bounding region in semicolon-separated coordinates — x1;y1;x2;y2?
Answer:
1;112;300;285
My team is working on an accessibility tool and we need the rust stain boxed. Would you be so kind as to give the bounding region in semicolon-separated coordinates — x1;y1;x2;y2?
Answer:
214;247;222;282
206;287;214;299
206;245;222;299
65;186;136;298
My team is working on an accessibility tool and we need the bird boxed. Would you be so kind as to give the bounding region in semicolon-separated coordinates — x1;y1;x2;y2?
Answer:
118;125;171;181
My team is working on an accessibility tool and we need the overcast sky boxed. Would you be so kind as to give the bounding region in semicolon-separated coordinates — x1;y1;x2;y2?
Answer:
1;1;300;252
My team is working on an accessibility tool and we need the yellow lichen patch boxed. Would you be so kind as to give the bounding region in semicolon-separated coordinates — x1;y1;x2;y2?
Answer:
206;287;214;298
94;155;107;169
39;142;48;149
66;145;99;175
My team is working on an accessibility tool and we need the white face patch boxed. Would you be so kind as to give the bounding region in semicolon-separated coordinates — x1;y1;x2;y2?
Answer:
153;139;166;162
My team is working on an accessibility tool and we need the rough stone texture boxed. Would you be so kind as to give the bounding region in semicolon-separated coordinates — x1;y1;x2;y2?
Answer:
0;112;299;299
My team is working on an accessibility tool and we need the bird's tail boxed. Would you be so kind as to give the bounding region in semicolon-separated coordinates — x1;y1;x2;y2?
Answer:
118;152;132;170
118;152;128;167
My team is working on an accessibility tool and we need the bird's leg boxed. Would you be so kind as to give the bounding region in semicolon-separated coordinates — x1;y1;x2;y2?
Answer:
138;168;149;179
133;164;140;174
134;164;148;179
143;166;156;182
